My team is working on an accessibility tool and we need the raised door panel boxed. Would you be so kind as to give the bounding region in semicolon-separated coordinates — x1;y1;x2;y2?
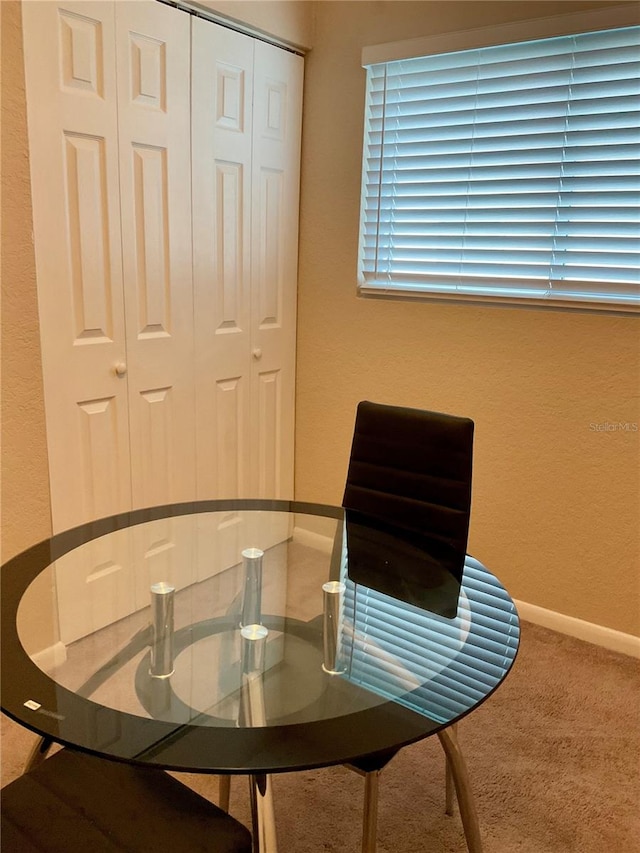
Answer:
192;18;253;503
54;529;135;645
115;1;196;513
131;514;197;611
250;43;303;500
192;19;255;582
22;0;132;534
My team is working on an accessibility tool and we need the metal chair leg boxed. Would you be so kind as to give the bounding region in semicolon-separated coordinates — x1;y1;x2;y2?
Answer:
347;751;397;853
437;727;483;853
444;721;456;815
445;755;455;816
362;770;381;853
219;775;231;812
23;735;53;773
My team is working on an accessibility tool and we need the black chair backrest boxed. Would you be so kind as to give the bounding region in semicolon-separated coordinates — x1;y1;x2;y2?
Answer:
342;401;474;617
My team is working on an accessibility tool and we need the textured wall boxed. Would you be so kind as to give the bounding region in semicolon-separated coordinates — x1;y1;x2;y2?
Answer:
295;1;640;636
198;0;314;49
1;0;51;563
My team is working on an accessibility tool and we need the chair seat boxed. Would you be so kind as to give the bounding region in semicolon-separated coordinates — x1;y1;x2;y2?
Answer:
1;748;252;852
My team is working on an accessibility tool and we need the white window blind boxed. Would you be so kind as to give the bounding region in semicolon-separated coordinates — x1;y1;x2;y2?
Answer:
359;24;640;311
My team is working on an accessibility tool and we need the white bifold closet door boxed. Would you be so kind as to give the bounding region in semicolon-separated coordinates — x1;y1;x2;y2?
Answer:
192;18;302;502
22;1;302;643
191;18;302;575
23;1;198;642
23;1;196;530
23;0;132;534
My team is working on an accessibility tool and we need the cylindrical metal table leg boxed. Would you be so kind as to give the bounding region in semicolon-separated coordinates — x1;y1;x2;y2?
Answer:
249;773;278;853
150;582;175;678
322;581;346;674
241;624;277;853
241;548;264;628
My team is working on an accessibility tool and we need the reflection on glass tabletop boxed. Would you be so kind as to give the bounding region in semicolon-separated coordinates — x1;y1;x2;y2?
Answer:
2;500;519;774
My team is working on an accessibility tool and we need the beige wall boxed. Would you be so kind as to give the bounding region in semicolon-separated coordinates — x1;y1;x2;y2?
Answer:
295;1;640;636
197;0;315;49
1;0;51;563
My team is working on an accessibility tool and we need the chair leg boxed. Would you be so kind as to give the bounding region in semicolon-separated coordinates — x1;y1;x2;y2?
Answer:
219;775;231;812
23;736;53;773
437;727;483;853
347;752;397;853
362;770;381;853
444;721;456;816
445;755;455;816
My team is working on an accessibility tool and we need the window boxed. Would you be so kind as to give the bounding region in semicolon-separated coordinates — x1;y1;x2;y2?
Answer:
359;11;640;312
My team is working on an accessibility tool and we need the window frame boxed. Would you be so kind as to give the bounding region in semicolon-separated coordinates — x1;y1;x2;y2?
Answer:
357;4;640;315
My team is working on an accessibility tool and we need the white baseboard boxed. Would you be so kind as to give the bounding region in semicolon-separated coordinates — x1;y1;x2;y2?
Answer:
293;526;335;554
514;600;640;658
31;641;67;670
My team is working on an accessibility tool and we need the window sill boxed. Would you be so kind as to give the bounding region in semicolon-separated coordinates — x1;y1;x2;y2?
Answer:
358;284;640;317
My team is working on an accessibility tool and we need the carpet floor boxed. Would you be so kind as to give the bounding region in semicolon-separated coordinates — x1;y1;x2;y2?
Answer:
2;621;638;852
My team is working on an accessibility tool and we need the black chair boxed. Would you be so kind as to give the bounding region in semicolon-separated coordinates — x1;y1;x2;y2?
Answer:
342;400;474;617
1;748;252;853
341;400;482;853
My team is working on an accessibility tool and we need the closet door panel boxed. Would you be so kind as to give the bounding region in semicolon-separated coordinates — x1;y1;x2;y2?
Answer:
116;1;196;517
192;18;253;503
23;1;135;643
250;43;303;499
22;0;131;534
191;19;255;581
114;1;197;598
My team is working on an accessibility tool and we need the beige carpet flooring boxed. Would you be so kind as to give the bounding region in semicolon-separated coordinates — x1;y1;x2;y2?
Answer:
2;621;639;852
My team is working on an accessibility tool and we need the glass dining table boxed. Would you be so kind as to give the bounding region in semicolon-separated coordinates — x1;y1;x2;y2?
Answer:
1;499;519;853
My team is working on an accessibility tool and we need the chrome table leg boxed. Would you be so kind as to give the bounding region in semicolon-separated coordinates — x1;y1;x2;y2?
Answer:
241;625;277;852
249;773;278;853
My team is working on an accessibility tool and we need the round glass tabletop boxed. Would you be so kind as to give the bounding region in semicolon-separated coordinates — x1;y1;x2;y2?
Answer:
1;500;519;774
